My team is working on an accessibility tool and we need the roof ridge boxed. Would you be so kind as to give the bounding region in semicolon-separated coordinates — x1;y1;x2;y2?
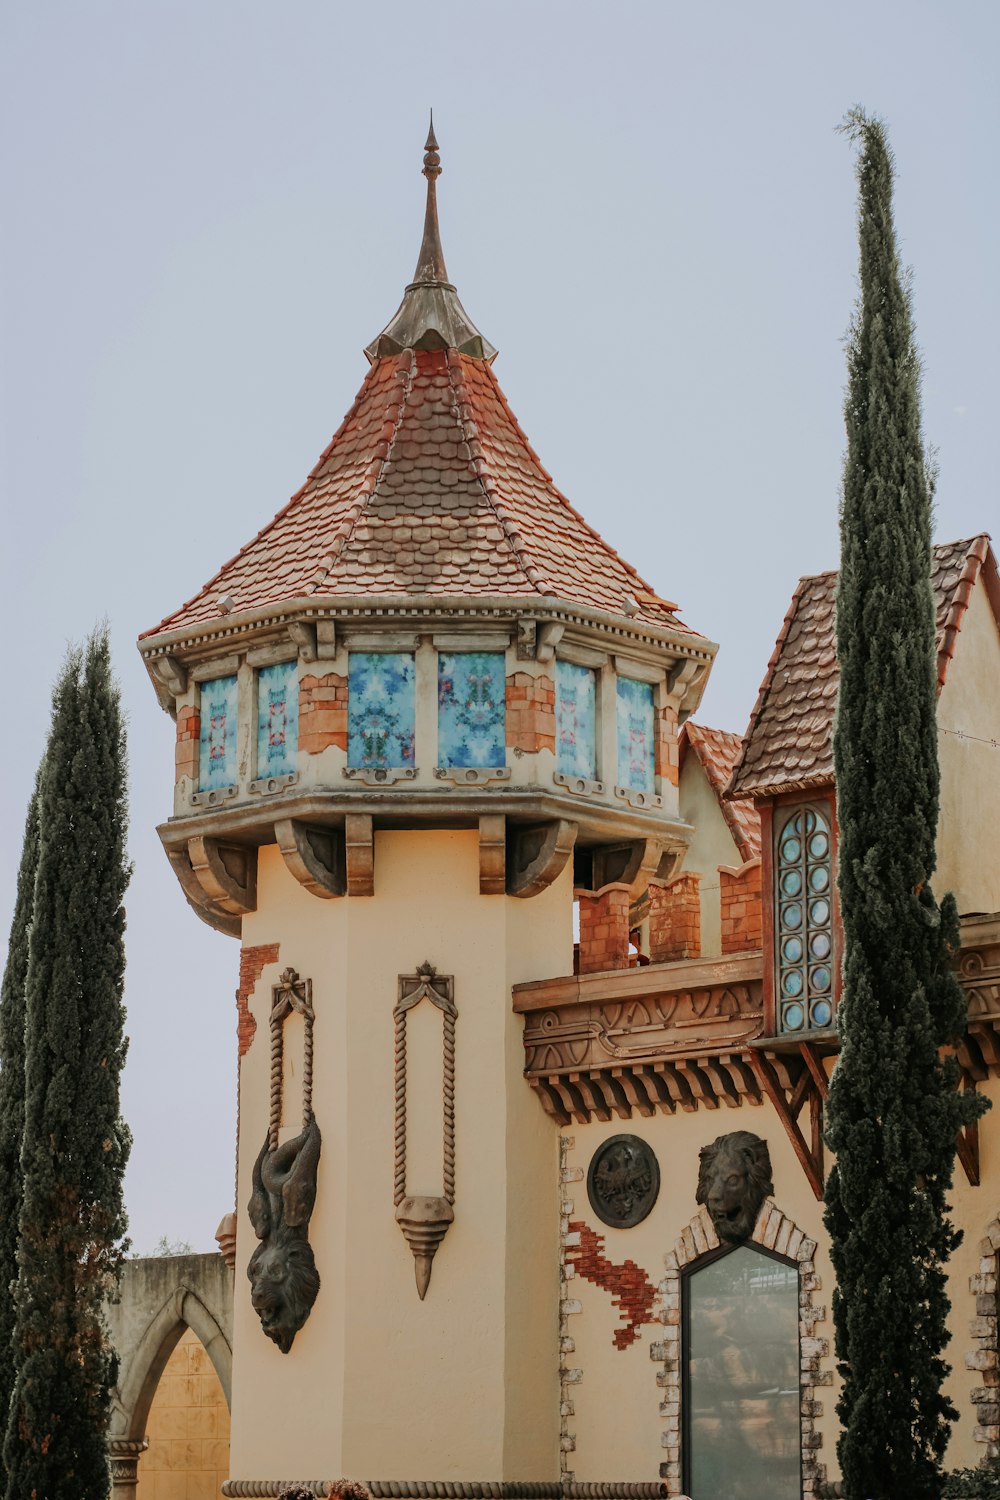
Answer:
306;351;413;595
477;360;680;615
445;350;544;595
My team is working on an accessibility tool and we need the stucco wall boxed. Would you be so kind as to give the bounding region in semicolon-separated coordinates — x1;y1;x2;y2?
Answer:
937;577;1000;916
678;756;740;958
233;831;571;1484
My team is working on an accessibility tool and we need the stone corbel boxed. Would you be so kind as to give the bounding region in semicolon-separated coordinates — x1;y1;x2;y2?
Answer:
536;621;565;663
345;813;374;896
315;619;338;659
666;657;708;716
507;819;577;898
588;838;663;899
287;621;318;663
164;845;241;938
479;815;506;895
151;654;188;696
188;836;258;916
516;617;537;660
275;819;345;898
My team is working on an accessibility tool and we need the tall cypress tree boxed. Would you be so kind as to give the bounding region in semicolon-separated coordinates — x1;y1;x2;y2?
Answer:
824;112;987;1500
0;777;41;1495
3;630;132;1500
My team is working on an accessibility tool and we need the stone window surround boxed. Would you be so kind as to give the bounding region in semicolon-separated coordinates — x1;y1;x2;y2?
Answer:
650;1200;828;1500
966;1212;1000;1458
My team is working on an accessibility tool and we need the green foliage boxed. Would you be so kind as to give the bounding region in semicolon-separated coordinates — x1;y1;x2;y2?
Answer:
0;778;41;1496
943;1464;1000;1499
823;112;988;1500
2;630;132;1500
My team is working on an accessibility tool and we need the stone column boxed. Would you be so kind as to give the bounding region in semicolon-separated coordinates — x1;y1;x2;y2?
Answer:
109;1438;147;1499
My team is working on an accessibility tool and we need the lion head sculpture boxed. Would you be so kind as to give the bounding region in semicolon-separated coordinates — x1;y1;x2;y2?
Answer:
695;1131;773;1244
247;1116;322;1353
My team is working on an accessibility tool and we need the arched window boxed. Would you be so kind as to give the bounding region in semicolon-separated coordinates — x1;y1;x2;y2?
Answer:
684;1244;800;1500
775;805;834;1033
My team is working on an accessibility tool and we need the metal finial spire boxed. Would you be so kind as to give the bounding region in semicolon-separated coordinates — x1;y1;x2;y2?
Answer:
413;109;449;285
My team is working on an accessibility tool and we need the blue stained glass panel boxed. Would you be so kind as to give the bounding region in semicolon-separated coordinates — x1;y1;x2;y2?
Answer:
257;661;298;777
199;675;238;791
438;652;506;768
616;676;655;793
776;803;835;1034
556;661;597;779
347;653;416;769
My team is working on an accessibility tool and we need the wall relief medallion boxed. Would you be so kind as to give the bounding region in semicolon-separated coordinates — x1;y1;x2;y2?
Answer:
696;1130;773;1243
246;967;322;1352
587;1134;660;1228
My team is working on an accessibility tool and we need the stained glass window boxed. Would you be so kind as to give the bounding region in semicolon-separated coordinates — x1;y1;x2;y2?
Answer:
685;1246;800;1500
776;805;834;1033
616;676;655;793
556;661;597;779
438;652;506;768
256;661;298;778
347;653;416;769
199;674;238;791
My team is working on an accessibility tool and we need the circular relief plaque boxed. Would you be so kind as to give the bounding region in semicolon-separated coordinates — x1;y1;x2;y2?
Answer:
587;1134;660;1228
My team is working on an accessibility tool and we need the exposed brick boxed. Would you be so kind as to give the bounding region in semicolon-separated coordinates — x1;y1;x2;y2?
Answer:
237;943;280;1055
654;702;679;786
566;1221;657;1350
174;705;200;784
648;874;701;962
506;671;555;754
719;858;763;953
577;884;631;973
299;672;348;755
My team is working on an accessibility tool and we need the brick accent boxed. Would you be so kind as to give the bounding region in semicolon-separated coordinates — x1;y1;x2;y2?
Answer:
175;705;200;784
566;1221;657;1350
648;873;701;962
651;1199;827;1497
654;701;679;786
299;672;348;755
577;883;632;973
505;671;555;754
966;1216;1000;1457
719;857;763;954
236;943;280;1056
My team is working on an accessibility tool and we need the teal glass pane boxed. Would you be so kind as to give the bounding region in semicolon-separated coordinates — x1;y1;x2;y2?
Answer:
780;837;801;863
780;869;802;897
257;661;298;777
347;653;416;769
809;865;830;893
810;966;831;993
809;898;830;926
556;660;597;779
781;936;803;964
777;803;835;1035
199;675;238;791
686;1247;800;1500
811;999;833;1028
809;932;831;960
809;832;829;859
780;903;802;930
438;653;505;768
782;970;803;998
782;1002;805;1032
616;676;655;792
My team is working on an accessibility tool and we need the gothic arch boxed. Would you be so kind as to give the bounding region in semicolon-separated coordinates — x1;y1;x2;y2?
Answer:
117;1283;232;1442
650;1199;829;1500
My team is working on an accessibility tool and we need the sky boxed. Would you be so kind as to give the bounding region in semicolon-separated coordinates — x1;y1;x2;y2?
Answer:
1;1;997;1253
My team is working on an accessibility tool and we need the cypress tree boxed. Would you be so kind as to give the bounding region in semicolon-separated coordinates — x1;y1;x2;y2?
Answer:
824;112;987;1500
3;630;132;1500
0;777;41;1494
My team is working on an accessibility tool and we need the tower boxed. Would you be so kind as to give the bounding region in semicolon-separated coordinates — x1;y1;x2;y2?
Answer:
138;122;715;1491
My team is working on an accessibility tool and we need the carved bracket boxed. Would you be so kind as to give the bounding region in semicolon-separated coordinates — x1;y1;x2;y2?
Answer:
275;819;345;899
394;962;457;1298
345;814;374;897
479;815;506;895
189;836;258;916
746;1044;827;1200
507;819;577;898
164;844;241;938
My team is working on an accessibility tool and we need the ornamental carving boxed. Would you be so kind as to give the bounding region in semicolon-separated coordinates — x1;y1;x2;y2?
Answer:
247;968;322;1352
587;1135;660;1228
394;963;457;1299
695;1130;773;1244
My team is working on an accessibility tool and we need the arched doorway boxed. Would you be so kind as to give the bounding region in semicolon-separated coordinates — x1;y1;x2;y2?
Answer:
135;1325;230;1500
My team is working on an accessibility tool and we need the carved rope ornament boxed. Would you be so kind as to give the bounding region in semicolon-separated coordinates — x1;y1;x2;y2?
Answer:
394;962;457;1299
246;967;322;1353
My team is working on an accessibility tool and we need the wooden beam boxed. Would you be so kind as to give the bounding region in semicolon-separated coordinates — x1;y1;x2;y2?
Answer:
746;1050;824;1201
799;1041;830;1099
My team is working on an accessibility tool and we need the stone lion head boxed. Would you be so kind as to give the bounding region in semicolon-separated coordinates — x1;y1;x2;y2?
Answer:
247;1228;320;1354
695;1131;773;1244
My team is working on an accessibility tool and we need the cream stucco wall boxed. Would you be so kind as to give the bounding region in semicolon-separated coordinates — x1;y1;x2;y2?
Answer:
232;831;571;1485
678;757;741;958
937;577;1000;916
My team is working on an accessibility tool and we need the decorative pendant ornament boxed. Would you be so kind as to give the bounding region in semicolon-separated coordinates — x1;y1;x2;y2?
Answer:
394;962;457;1298
247;967;322;1351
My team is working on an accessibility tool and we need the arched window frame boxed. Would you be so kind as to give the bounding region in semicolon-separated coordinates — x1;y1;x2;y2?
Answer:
760;794;841;1038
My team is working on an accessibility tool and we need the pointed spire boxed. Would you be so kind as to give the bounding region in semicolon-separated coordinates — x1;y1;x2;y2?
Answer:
412;111;449;285
365;114;496;364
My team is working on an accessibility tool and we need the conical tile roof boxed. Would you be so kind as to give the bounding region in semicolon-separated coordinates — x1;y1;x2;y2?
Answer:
141;128;695;644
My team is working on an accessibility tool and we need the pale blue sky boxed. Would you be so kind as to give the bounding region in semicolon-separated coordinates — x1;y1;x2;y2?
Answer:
1;1;997;1251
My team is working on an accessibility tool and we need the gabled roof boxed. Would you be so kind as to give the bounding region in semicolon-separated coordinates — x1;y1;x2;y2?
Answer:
141;126;698;647
727;535;1000;801
681;722;762;862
